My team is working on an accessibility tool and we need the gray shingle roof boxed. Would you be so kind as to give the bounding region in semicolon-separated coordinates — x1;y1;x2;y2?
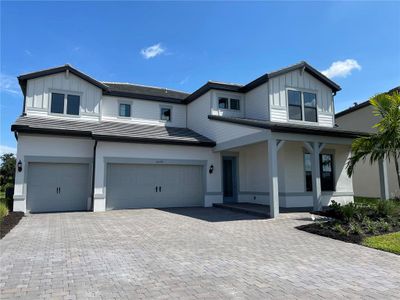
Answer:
12;116;215;147
103;82;189;102
208;115;368;138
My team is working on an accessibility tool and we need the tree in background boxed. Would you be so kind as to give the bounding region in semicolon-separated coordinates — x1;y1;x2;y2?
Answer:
0;153;16;187
346;91;400;194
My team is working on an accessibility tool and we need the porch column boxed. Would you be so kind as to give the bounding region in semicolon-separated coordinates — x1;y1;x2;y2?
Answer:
268;138;279;218
378;158;390;200
312;142;322;211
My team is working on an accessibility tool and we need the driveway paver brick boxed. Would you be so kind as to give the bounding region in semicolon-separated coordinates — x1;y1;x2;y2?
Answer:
1;208;399;299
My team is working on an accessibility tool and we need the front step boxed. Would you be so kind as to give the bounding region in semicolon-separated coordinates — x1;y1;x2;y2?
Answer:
213;203;270;218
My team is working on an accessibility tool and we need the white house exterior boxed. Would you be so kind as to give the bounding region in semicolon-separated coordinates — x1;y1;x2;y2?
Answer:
12;62;364;218
336;88;400;199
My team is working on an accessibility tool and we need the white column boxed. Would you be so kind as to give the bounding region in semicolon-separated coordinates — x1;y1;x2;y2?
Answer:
378;158;390;200
312;142;322;211
268;138;279;218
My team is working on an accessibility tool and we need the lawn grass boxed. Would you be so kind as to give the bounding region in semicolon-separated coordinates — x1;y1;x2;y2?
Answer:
362;232;400;255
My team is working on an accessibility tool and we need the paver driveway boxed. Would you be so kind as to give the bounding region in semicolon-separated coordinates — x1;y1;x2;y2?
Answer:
1;208;399;299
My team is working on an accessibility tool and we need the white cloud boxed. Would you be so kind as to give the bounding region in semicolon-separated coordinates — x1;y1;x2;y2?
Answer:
179;76;189;85
140;43;165;59
321;59;361;79
0;73;20;95
24;50;32;56
0;145;16;156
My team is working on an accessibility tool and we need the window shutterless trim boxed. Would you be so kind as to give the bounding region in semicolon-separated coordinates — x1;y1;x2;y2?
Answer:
160;105;172;122
287;88;318;123
49;90;81;117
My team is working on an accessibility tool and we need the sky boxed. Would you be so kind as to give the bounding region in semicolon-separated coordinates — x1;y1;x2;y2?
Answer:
1;1;399;154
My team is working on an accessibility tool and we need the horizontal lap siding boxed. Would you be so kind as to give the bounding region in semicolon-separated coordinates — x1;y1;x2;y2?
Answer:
270;107;287;122
318;113;334;127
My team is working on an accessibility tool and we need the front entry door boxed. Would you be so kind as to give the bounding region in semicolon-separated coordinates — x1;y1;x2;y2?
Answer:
223;157;237;203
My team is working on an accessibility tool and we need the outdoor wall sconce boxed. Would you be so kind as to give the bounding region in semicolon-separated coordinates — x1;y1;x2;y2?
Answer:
209;165;214;174
17;160;22;172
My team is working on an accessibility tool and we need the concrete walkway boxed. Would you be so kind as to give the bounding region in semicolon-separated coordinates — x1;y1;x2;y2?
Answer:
1;208;399;299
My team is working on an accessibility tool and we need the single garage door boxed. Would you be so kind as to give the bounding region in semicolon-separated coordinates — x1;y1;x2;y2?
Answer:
106;163;204;210
27;163;90;213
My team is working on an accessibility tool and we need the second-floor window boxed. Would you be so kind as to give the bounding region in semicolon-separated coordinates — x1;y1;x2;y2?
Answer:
119;103;131;117
288;90;317;122
218;97;240;110
50;93;80;116
160;107;171;121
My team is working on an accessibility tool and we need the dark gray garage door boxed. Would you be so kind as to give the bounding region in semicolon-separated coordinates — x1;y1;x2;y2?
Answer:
27;163;90;213
106;164;204;210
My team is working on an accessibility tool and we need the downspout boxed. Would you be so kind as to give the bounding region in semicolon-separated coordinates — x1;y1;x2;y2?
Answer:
91;140;98;211
14;131;18;141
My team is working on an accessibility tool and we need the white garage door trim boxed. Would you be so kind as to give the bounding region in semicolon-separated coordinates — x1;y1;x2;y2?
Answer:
23;156;93;212
104;157;207;209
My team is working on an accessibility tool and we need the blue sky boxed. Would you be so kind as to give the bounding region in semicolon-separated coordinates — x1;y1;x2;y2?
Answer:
1;1;399;154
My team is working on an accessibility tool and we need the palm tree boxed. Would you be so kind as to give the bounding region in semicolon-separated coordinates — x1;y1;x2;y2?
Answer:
346;90;400;194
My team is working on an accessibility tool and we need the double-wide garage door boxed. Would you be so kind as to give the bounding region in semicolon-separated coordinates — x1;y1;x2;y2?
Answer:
106;164;204;210
27;163;90;213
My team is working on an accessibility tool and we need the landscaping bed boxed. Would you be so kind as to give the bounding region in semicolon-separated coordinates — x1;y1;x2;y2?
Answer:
297;198;400;254
0;211;24;239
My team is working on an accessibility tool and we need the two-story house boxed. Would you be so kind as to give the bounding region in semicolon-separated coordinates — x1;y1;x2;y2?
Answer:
11;61;364;218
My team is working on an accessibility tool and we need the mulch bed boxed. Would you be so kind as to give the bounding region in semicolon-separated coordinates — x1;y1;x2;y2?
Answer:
297;221;400;244
0;212;24;239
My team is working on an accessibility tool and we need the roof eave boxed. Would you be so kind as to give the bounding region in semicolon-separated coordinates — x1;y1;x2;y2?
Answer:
17;65;109;95
208;115;366;138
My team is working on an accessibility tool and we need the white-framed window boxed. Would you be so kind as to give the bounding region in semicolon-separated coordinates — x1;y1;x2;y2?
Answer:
50;92;80;116
160;106;171;121
218;97;241;111
288;89;317;122
119;103;131;117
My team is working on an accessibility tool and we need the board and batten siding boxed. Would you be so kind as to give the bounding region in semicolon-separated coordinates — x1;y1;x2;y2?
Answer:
25;72;102;119
101;95;187;128
268;69;334;126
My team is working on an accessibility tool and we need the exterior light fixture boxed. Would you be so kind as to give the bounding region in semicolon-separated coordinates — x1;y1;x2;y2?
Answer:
209;165;214;174
17;160;22;172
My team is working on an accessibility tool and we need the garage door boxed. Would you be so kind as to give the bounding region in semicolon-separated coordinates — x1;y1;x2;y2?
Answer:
27;163;90;213
106;164;204;210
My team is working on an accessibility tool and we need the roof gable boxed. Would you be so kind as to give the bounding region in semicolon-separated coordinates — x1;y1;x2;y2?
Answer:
18;65;109;96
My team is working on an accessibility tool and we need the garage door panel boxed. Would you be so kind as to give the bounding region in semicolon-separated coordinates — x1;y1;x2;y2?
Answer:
106;163;204;210
27;163;89;213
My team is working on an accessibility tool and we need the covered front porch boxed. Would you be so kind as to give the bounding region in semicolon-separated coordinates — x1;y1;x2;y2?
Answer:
214;127;355;218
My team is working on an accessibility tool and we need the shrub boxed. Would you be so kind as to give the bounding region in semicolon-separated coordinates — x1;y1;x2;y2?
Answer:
333;223;348;236
362;217;379;234
349;222;364;235
377;219;392;232
376;200;398;218
0;201;8;220
341;203;358;222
